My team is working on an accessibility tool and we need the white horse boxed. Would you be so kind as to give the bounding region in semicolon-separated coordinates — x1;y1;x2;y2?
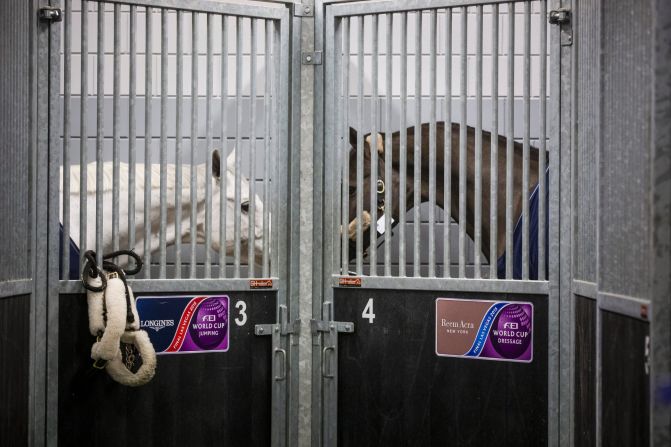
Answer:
60;150;265;267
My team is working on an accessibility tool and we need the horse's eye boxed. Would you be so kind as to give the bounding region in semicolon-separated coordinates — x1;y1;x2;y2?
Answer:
241;201;250;213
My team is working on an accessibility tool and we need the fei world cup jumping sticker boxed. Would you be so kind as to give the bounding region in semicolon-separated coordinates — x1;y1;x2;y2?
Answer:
435;298;533;363
136;296;230;354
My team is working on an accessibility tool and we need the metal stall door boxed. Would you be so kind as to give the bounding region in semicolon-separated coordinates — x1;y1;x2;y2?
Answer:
316;0;560;445
44;1;292;446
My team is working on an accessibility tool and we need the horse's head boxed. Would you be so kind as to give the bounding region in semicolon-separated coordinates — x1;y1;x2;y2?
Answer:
209;149;265;265
346;128;402;261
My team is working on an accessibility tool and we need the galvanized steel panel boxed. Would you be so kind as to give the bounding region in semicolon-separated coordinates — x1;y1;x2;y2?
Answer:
0;0;32;283
599;0;652;299
573;0;599;284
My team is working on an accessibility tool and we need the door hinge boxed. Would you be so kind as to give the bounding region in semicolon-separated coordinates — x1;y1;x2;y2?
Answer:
294;5;314;17
310;319;354;335
39;6;63;22
255;304;300;337
644;335;650;375
302;51;322;65
548;8;572;46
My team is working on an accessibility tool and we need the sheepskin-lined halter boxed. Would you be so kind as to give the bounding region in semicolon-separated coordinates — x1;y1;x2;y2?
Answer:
82;250;156;387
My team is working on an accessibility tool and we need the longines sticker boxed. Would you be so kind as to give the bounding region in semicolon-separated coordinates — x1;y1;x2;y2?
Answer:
136;296;230;355
435;298;533;363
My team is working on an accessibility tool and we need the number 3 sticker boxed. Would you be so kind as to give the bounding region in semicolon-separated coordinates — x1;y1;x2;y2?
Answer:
362;298;375;324
235;300;248;326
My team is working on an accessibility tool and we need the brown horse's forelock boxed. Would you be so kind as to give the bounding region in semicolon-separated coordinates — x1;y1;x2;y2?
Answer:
345;128;395;262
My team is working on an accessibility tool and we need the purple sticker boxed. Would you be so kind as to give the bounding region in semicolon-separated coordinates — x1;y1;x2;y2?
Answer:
435;298;533;363
136;295;230;354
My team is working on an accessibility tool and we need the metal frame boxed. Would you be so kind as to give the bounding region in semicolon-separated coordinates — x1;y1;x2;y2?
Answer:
27;0;670;446
43;1;295;446
651;2;671;445
314;1;562;445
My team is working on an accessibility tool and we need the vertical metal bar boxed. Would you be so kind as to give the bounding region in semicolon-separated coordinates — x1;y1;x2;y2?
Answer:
159;9;168;278
263;19;271;277
340;17;350;274
111;5;121;256
271;20;281;275
522;2;530;280
413;11;422;277
129;5;137;260
538;0;547;280
384;13;393;276
79;0;88;260
505;2;515;279
220;15;229;277
205;13;214;278
369;14;378;275
190;11;199;278
96;4;105;267
355;15;364;274
62;0;72;280
458;7;467;278
175;11;184;278
443;8;452;278
474;5;483;278
144;7;153;279
248;18;258;277
234;16;243;277
428;9;437;278
490;4;499;279
332;17;342;275
399;12;407;277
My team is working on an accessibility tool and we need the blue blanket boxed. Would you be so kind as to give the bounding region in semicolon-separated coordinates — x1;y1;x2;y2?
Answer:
497;169;549;280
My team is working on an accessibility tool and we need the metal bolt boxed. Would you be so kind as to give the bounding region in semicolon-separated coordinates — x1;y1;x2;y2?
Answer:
258;327;264;334
39;6;63;22
330;324;335;329
304;6;311;14
548;9;570;25
275;327;279;333
305;55;313;63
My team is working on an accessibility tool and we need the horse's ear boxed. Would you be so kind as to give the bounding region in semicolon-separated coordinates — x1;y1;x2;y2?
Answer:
212;150;221;178
349;127;358;148
365;133;385;156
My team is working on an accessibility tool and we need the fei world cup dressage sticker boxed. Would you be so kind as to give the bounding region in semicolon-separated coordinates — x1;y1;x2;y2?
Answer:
136;296;230;354
435;298;533;363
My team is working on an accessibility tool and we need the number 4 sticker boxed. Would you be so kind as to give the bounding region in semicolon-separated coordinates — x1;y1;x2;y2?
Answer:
362;298;375;324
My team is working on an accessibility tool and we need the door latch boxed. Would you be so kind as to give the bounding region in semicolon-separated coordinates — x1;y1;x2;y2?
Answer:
548;8;572;46
39;6;63;22
548;9;570;25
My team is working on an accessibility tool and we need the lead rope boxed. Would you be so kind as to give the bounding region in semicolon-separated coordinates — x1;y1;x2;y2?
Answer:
82;250;156;387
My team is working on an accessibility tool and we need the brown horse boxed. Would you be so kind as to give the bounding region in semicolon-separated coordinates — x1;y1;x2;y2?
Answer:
346;122;545;277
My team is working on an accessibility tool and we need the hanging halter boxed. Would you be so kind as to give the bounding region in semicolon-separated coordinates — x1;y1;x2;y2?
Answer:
82;250;156;387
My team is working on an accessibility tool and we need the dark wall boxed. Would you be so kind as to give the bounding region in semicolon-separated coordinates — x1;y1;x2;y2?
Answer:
574;297;596;447
601;311;650;447
0;296;31;447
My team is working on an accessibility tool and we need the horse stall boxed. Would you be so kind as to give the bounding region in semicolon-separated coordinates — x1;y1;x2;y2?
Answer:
15;0;297;445
311;0;670;446
1;0;670;446
315;1;557;445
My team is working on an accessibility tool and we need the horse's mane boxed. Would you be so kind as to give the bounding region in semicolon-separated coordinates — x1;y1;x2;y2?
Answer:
63;163;214;194
62;152;238;195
